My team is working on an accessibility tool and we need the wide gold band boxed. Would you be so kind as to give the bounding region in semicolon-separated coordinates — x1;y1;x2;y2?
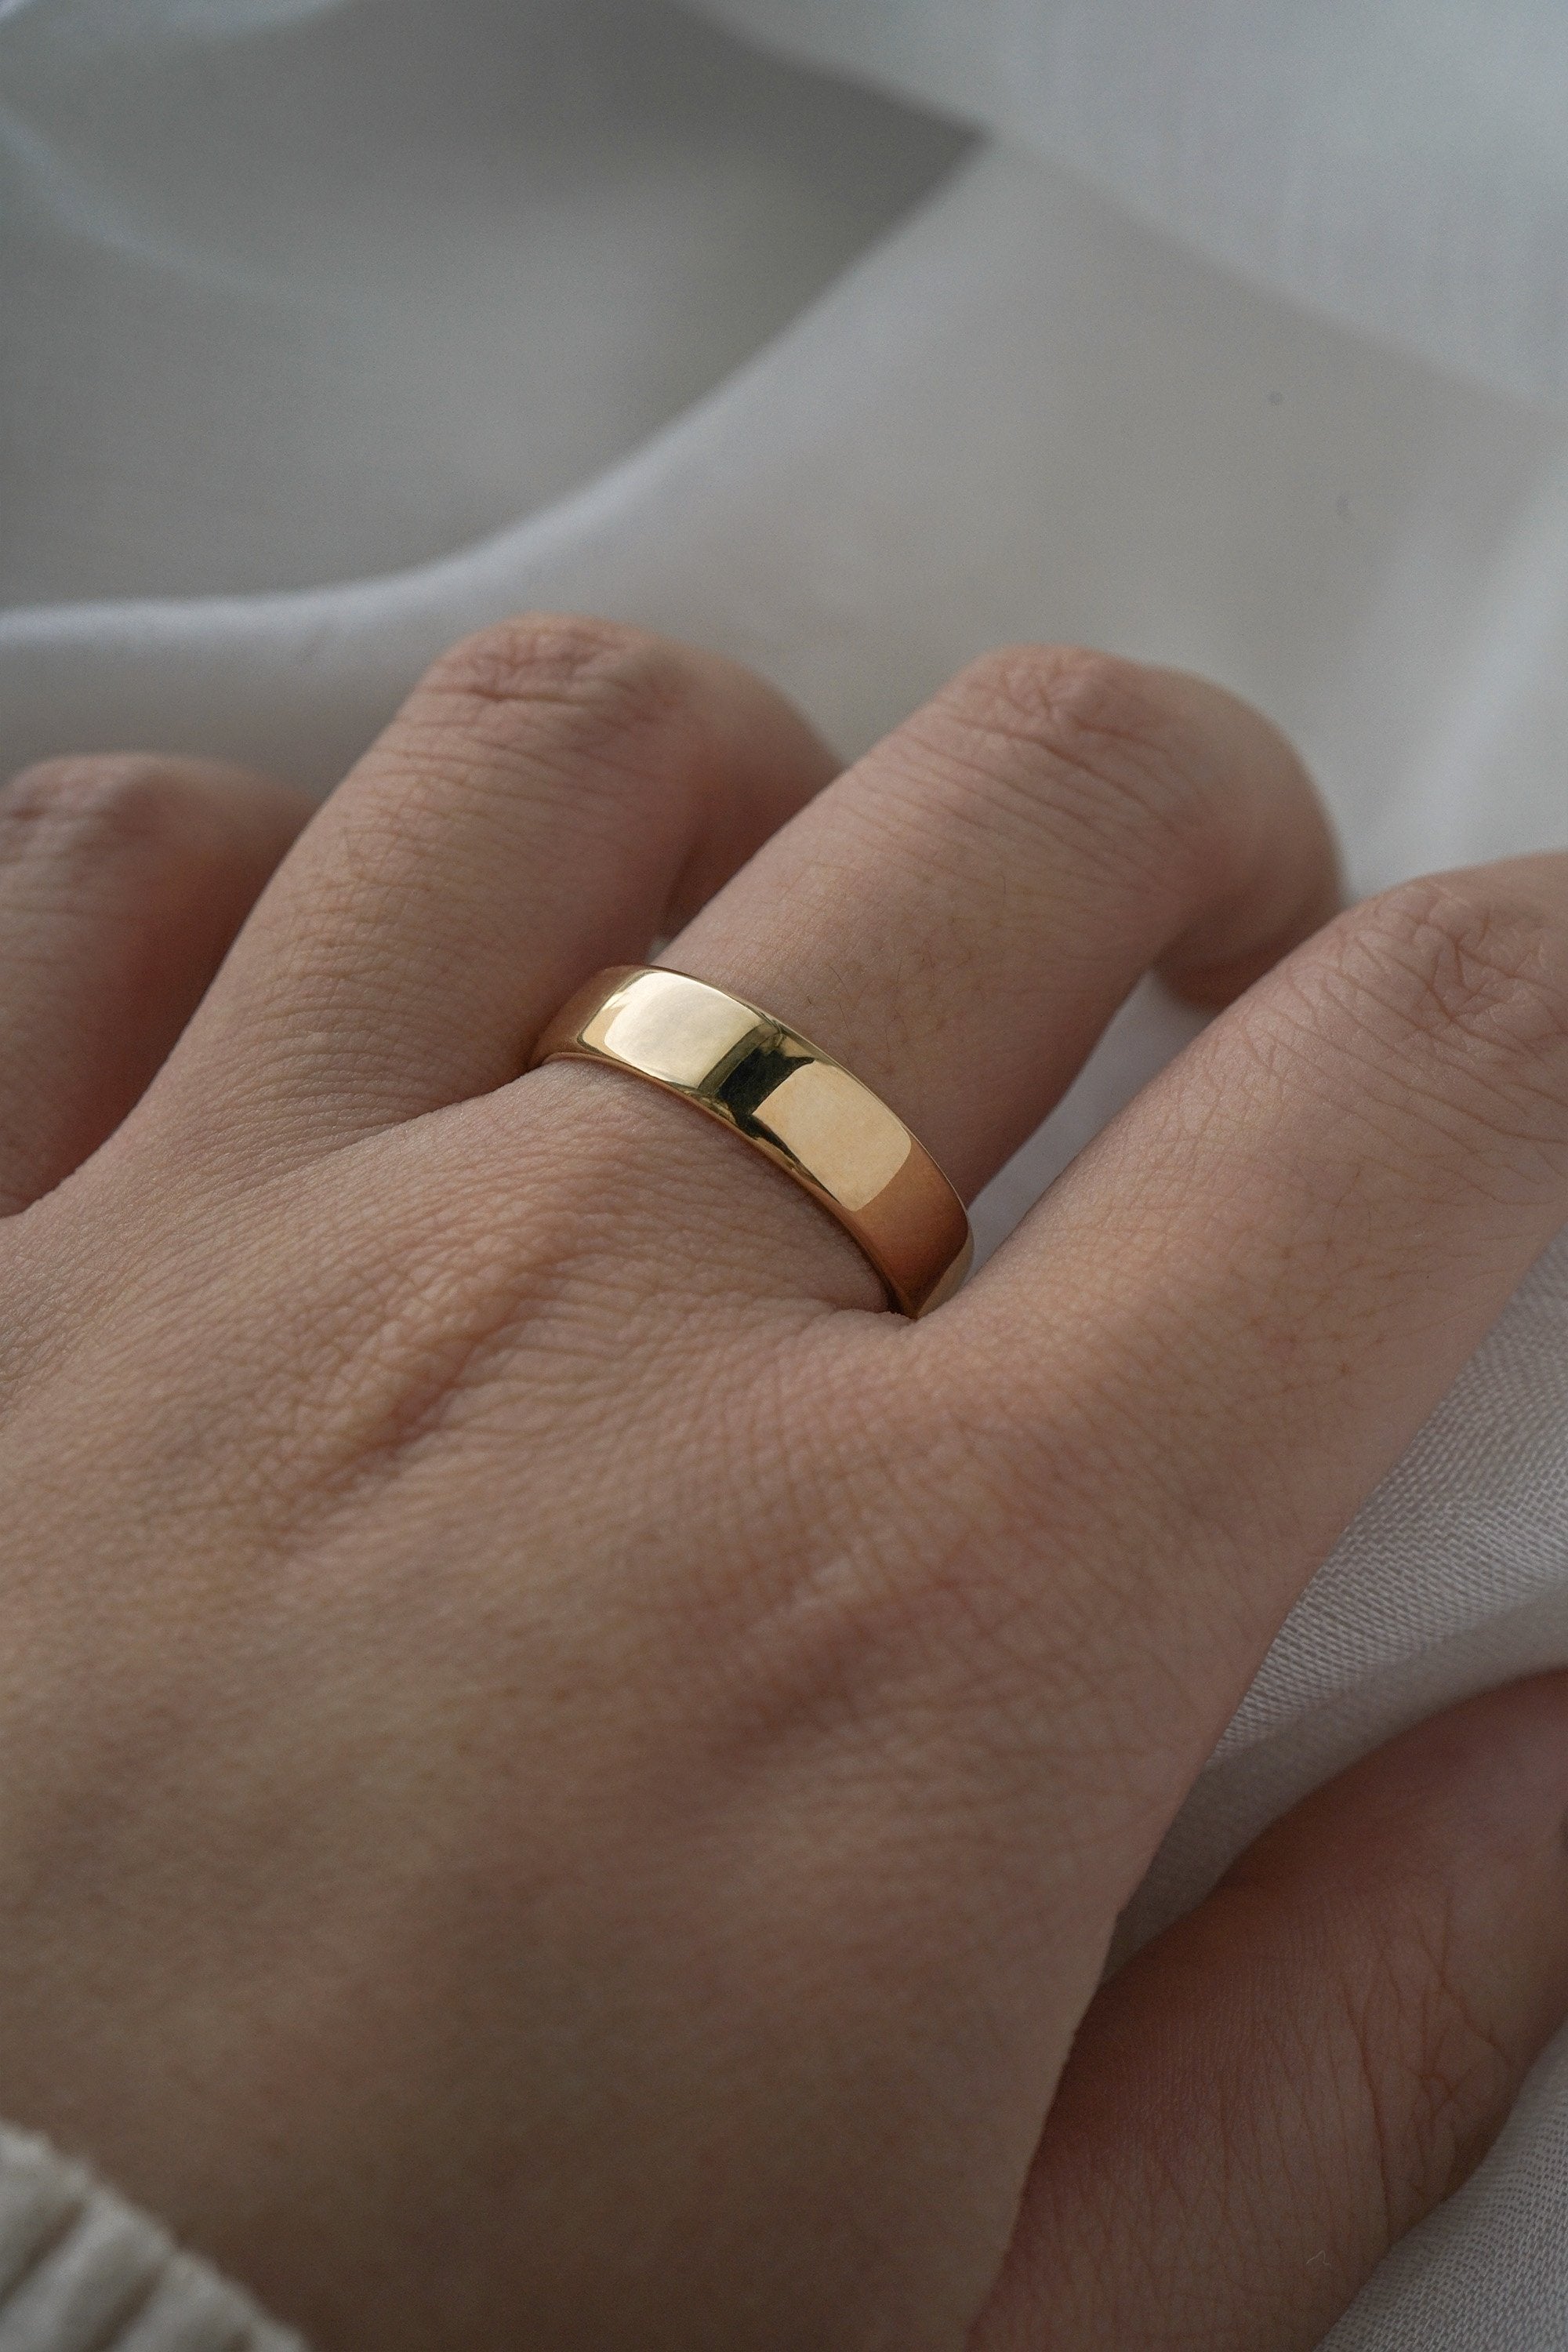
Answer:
531;966;973;1317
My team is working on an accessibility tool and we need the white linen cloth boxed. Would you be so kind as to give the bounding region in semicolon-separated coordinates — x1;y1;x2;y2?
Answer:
3;2;1568;2341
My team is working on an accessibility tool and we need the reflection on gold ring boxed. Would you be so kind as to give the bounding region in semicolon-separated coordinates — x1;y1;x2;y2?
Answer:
531;965;972;1317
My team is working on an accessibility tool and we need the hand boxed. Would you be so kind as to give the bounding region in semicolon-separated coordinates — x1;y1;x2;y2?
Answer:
3;619;1568;2352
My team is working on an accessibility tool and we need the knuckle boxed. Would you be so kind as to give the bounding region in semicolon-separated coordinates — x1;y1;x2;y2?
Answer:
922;643;1231;877
0;755;200;872
949;641;1164;740
1320;874;1568;1160
413;612;690;752
1347;875;1568;1044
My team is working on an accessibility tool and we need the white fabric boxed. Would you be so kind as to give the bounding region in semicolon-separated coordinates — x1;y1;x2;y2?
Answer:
3;2;1568;2343
0;2123;303;2352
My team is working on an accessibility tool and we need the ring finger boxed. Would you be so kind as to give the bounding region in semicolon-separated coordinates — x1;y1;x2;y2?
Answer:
662;642;1338;1219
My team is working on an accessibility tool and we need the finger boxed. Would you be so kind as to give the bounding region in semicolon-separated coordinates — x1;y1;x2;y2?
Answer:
938;856;1568;1847
177;615;838;1155
661;645;1339;1207
0;755;309;1214
972;1673;1568;2352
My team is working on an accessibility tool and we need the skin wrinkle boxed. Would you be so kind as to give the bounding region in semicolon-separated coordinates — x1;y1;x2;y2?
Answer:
989;1705;1568;2352
1243;968;1568;1213
227;1174;845;1606
1356;880;1568;1033
420;612;702;733
1291;1991;1379;2274
1;759;207;862
881;720;1213;932
1123;936;1568;1261
345;733;671;862
392;621;826;905
838;1388;1224;1857
1328;882;1568;1094
915;649;1328;981
961;1251;1286;1541
933;644;1232;818
1338;1895;1518;2238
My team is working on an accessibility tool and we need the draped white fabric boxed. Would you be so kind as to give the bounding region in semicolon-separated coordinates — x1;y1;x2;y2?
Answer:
4;2;1568;2340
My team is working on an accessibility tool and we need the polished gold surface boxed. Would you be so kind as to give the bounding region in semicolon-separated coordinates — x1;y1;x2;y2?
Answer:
531;966;973;1316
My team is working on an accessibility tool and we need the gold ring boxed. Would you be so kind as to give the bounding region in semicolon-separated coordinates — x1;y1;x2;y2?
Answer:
531;966;973;1317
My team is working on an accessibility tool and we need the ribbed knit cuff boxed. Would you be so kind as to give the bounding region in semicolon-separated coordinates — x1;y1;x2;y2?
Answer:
0;2124;304;2352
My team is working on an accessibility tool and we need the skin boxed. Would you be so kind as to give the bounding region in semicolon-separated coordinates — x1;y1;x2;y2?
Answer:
2;616;1568;2350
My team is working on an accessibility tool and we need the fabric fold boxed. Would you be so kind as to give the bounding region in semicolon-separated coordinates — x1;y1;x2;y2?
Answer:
692;0;1568;411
